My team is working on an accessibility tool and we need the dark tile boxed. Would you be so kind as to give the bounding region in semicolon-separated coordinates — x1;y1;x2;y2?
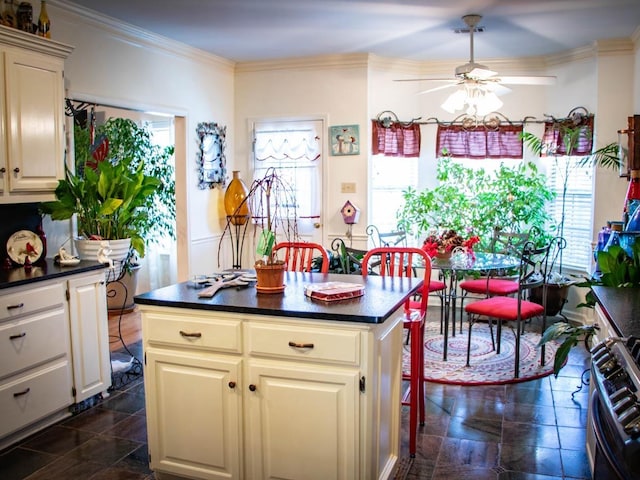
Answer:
556;426;587;451
552;389;589;409
447;416;502;442
561;448;591;478
497;471;563;479
503;403;557;425
64;435;142;466
502;421;559;448
106;415;148;444
437;438;500;468
431;465;498;479
23;456;104;480
101;392;146;415
500;444;562;476
423;413;450;437
62;407;131;433
0;447;56;480
20;426;95;455
505;387;554;407
451;396;505;420
114;444;152;475
554;406;588;428
412;434;443;466
86;466;149;480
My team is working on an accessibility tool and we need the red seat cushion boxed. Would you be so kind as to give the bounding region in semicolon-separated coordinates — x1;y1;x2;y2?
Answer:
428;280;446;292
464;296;544;321
459;278;519;295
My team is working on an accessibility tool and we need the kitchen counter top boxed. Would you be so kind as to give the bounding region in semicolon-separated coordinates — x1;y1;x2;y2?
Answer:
591;286;640;338
134;271;422;324
0;258;106;290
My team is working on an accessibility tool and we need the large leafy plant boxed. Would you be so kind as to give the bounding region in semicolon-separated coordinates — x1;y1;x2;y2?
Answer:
397;158;554;250
40;118;175;258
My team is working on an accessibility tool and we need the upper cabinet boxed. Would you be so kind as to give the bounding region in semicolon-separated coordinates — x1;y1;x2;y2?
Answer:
0;25;73;204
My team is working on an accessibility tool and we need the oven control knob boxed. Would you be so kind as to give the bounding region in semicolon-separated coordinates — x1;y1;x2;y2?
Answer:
592;346;610;362
618;404;640;426
614;397;637;416
591;340;610;355
610;386;634;403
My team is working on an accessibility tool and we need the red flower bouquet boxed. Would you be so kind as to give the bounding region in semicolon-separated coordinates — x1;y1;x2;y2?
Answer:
421;230;480;259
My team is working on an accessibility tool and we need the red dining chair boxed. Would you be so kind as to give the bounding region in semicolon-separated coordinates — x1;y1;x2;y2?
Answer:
361;247;432;457
464;239;552;378
273;241;329;273
457;229;531;333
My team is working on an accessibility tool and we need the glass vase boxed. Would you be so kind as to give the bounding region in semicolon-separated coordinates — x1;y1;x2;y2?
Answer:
224;171;250;225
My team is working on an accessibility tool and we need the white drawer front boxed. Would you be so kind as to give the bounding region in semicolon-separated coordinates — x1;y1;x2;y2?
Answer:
0;359;73;438
143;311;242;353
0;307;68;379
0;283;64;321
246;323;361;365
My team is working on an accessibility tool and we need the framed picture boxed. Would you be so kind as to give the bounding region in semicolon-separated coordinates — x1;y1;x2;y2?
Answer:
329;124;359;156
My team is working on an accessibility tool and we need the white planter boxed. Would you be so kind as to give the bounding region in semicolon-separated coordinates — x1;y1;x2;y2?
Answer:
74;237;132;280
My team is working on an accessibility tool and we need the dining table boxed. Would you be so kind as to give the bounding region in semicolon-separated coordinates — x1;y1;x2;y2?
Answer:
429;250;521;361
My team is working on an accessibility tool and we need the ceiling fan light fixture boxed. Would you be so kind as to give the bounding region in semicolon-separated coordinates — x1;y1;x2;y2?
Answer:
441;85;503;117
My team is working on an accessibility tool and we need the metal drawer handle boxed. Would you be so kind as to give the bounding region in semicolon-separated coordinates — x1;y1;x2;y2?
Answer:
179;330;202;338
7;303;25;310
13;388;30;398
10;332;26;340
288;341;314;349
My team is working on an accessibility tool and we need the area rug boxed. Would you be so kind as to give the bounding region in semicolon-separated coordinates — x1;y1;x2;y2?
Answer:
403;321;559;385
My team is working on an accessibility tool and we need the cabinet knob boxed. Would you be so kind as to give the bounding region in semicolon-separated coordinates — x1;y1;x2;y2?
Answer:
249;384;257;392
228;381;236;389
0;167;5;173
13;167;19;173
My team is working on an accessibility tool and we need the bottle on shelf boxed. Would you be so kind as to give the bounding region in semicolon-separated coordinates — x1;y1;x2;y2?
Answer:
1;0;17;28
36;0;48;38
623;169;640;228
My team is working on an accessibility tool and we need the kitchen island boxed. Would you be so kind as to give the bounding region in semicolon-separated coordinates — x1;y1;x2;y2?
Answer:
134;271;422;480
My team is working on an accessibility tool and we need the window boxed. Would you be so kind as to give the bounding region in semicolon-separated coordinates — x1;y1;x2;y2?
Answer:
370;154;418;233
544;156;594;272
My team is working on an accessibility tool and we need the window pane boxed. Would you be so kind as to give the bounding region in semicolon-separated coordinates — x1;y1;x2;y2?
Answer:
370;155;418;233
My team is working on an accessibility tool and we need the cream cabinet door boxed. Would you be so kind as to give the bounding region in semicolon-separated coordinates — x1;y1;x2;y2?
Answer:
67;273;111;402
3;49;64;193
246;361;359;480
145;348;243;480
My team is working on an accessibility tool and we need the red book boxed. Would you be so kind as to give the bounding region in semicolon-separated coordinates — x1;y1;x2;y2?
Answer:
304;282;365;302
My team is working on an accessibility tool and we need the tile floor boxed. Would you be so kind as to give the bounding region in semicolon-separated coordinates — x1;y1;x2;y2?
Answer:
0;321;592;480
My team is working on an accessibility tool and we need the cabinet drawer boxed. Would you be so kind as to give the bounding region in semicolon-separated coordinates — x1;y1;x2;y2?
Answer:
0;283;64;321
246;323;361;365
143;311;242;353
0;359;72;438
0;307;68;379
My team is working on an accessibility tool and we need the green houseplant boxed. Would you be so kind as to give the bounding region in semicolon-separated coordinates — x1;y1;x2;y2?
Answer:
40;118;175;261
219;167;299;292
396;157;554;250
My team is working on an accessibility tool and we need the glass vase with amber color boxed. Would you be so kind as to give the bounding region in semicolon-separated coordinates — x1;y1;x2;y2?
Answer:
224;171;250;225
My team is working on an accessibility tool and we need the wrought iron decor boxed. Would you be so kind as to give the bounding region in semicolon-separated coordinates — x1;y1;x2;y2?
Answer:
196;122;227;189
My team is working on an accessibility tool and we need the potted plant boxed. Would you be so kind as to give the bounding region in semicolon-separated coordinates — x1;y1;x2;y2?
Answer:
521;112;620;315
219;167;299;293
40;118;175;286
396;157;554;250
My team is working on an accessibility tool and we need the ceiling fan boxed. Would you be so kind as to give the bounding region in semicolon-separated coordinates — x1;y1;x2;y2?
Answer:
397;14;556;98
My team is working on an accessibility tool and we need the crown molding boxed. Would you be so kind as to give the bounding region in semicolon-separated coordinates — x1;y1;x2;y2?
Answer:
235;53;371;73
0;24;73;58
49;0;234;71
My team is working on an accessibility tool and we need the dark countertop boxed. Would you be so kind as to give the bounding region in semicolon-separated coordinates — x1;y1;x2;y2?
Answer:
134;272;422;324
591;286;640;338
0;258;106;290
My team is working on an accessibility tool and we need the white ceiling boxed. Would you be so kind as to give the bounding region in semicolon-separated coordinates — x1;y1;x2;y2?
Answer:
64;0;640;63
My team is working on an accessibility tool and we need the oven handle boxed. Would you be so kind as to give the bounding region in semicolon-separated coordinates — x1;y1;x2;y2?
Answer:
591;388;629;480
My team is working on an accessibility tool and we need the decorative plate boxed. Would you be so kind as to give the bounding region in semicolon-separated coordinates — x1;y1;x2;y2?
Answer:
6;230;44;265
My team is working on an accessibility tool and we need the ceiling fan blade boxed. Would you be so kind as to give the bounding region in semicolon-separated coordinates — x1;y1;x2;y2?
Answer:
497;76;557;85
418;83;459;95
394;77;456;82
467;66;497;79
483;82;512;96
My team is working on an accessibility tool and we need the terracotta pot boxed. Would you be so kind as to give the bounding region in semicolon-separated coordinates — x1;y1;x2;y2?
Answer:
255;260;286;294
